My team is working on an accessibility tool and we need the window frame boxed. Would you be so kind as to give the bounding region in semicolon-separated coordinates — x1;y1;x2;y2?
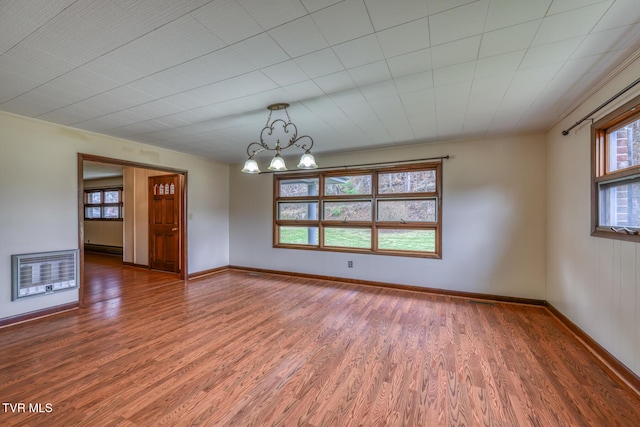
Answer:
84;188;123;221
591;93;640;241
273;162;442;258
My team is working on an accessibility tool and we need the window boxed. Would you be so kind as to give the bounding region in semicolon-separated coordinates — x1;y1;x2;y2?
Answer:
84;188;123;220
592;94;640;241
274;162;442;258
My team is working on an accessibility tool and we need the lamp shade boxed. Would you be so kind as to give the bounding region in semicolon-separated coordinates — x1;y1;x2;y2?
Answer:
268;153;287;171
297;151;318;169
241;158;260;173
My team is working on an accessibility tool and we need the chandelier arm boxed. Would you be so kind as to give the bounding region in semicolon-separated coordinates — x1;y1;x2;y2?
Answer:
292;135;314;152
246;142;267;157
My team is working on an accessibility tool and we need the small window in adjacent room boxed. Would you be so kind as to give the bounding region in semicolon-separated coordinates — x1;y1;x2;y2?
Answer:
274;162;442;258
84;188;123;220
592;94;640;241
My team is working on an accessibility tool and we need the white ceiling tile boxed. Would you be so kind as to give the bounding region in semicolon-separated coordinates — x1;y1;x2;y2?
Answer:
475;50;526;78
53;67;122;95
314;71;356;94
191;0;263;45
41;0;152;55
233;34;291;69
468;73;513;107
83;57;144;85
548;0;613;15
238;0;308;30
430;36;481;69
333;35;385;69
329;89;367;109
127;76;179;99
283;80;324;101
0;69;42;103
185;71;279;104
532;3;611;46
433;61;475;86
427;0;477;15
312;0;375;45
434;81;472;110
429;0;489;46
401;88;436;114
520;38;582;69
364;0;429;31
262;60;310;86
479;20;540;58
387;49;432;78
294;48;344;78
572;24;640;58
110;0;212;29
393;71;434;94
124;100;183;121
269;16;329;58
377;18;430;58
348;60;391;86
360;80;399;101
0;43;77;82
300;0;344;13
106;86;156;107
25;30;99;67
485;0;552;32
0;0;76;54
200;47;257;80
593;0;640;32
1;89;69;116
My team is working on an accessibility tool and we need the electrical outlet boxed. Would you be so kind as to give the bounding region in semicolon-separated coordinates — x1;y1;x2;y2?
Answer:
45;285;53;293
348;260;353;268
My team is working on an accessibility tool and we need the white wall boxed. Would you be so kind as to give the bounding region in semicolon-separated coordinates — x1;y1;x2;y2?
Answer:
230;134;547;299
547;58;640;377
0;112;229;320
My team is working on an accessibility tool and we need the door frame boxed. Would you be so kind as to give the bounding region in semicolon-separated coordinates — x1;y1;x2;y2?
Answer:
78;153;188;308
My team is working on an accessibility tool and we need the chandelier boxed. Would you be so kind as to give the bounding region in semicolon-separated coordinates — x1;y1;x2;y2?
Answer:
241;103;318;173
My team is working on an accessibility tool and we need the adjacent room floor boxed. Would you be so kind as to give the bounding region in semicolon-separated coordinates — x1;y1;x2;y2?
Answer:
1;255;639;426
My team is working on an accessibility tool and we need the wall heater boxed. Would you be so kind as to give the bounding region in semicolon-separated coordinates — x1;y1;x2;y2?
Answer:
11;250;79;300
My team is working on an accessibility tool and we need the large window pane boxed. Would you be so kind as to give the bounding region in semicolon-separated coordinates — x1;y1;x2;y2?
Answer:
324;228;371;248
378;229;436;252
325;175;371;195
279;226;319;245
278;202;318;220
607;117;640;173
599;179;640;227
377;199;436;222
323;201;371;221
279;178;319;197
378;170;436;194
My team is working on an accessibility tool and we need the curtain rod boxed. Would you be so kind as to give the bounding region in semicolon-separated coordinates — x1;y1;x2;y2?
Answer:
259;155;450;174
561;76;640;136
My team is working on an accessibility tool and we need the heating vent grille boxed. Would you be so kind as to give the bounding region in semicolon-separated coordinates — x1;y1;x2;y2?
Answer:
12;250;78;300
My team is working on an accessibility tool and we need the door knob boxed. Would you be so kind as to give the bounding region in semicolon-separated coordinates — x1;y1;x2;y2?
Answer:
172;228;178;231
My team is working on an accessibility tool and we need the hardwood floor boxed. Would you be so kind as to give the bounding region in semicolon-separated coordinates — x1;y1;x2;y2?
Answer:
83;252;182;305
1;263;639;426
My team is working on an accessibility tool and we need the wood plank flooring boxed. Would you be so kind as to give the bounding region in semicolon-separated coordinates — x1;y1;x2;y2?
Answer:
83;252;182;305
1;258;639;426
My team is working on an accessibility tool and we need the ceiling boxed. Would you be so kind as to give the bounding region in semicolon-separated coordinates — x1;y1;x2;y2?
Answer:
2;0;640;165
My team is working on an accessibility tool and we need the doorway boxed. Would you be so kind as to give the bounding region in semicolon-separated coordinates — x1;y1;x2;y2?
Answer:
78;154;188;307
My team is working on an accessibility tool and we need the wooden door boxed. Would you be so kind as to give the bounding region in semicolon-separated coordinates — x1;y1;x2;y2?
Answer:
149;174;181;273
